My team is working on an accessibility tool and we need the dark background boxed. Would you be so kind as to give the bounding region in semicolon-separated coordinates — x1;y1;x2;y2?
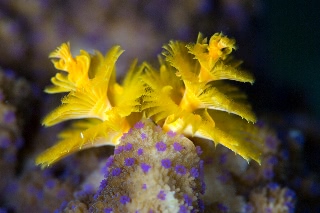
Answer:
260;0;320;119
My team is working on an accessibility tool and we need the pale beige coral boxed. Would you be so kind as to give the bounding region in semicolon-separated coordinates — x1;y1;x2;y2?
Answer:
249;185;295;213
64;200;89;213
0;68;33;200
6;169;75;213
91;118;203;213
204;167;245;211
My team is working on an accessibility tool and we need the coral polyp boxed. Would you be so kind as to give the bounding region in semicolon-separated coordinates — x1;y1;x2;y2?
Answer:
36;33;263;168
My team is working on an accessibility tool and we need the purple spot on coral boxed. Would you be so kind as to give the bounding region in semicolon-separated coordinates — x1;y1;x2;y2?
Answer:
74;189;88;200
167;131;176;137
199;160;204;177
120;195;131;204
196;146;203;156
137;148;143;156
217;171;230;183
104;208;113;213
183;194;192;206
125;143;133;151
179;205;188;213
263;168;274;180
267;156;278;165
125;158;135;166
94;181;105;199
142;183;147;190
112;168;122;176
4;69;15;78
121;132;128;140
134;121;145;129
217;203;228;212
83;184;94;194
285;201;295;213
0;136;11;149
114;145;124;154
103;170;109;178
157;190;166;200
156;141;166;152
141;163;151;173
267;182;279;190
244;204;254;213
190;167;199;178
198;199;204;211
3;110;15;124
219;153;228;164
175;165;186;175
161;158;171;169
200;181;206;194
141;133;147;140
45;179;55;189
105;156;114;168
285;189;296;199
99;179;108;189
173;142;183;152
58;201;68;213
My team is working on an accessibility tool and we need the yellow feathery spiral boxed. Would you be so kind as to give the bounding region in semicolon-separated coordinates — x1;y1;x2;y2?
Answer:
36;33;263;168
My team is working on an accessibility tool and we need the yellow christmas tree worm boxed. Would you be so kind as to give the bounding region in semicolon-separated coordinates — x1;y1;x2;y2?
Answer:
142;33;261;162
36;33;263;168
36;44;145;167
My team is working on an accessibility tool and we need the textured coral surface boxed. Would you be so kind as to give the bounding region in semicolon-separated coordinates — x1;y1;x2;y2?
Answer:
91;119;204;213
0;1;319;212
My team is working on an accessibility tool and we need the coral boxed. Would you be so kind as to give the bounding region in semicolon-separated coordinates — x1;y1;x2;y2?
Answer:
248;183;296;213
196;121;296;212
3;2;319;212
0;69;33;125
63;200;89;213
90;119;204;213
54;119;299;213
3;147;111;212
235;122;285;189
264;115;320;211
5;168;75;212
0;68;34;204
36;33;262;168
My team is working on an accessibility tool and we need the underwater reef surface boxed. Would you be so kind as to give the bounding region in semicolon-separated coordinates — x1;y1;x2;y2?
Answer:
1;75;318;212
1;1;319;213
1;33;319;212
